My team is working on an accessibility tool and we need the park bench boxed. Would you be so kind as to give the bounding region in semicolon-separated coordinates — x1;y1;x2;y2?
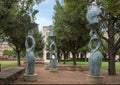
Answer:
0;67;25;84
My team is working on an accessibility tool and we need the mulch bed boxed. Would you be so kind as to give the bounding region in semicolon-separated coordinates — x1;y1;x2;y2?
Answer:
2;63;120;84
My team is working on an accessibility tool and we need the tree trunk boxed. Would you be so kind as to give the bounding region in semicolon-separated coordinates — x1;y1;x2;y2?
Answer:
16;50;21;66
72;52;76;66
63;51;66;64
108;52;116;75
81;52;84;61
84;52;87;62
57;50;60;62
108;19;116;75
76;53;79;59
119;54;120;62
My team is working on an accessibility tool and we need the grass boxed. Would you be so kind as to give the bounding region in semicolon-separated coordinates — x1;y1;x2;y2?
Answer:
66;61;120;72
0;61;17;68
0;60;120;72
116;62;120;72
101;62;120;72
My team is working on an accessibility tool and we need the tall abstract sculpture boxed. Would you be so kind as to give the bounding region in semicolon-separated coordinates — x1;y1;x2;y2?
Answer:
49;25;58;71
88;30;103;76
86;0;103;76
25;27;35;75
23;9;39;81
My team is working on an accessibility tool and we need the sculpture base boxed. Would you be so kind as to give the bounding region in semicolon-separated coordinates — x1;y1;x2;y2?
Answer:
49;68;58;72
86;75;104;84
23;74;38;82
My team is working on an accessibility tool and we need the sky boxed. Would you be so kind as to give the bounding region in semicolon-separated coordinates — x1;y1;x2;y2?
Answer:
33;0;56;33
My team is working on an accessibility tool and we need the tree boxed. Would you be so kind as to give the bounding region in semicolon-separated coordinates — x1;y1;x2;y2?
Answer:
0;0;44;66
53;0;89;65
3;50;15;57
96;0;120;75
34;27;44;57
53;0;71;64
55;0;120;75
78;46;89;61
0;0;18;35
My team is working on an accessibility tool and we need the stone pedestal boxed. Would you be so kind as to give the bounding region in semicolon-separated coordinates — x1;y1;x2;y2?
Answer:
23;74;38;82
86;75;104;84
49;68;58;72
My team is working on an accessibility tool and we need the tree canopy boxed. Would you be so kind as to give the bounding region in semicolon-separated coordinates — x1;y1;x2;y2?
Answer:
0;0;44;66
96;0;120;75
53;0;120;75
53;0;89;65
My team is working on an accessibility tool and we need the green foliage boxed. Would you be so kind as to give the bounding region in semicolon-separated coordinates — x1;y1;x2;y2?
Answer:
0;0;18;34
34;27;44;56
0;0;44;66
20;51;26;57
96;0;120;75
35;51;43;57
101;0;120;16
53;0;89;53
53;0;70;52
3;50;15;56
78;46;88;52
53;0;90;65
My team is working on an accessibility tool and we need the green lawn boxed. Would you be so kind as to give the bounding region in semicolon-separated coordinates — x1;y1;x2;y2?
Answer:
66;61;120;72
1;60;120;72
0;61;17;68
101;62;120;72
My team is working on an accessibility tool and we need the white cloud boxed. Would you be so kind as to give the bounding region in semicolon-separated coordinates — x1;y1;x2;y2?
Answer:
34;0;56;34
35;17;53;33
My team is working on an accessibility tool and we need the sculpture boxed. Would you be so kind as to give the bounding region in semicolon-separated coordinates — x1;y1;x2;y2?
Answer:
25;29;35;75
49;25;54;36
50;36;57;69
86;0;102;24
23;7;39;82
49;25;57;70
88;30;103;76
86;0;103;76
23;10;38;75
